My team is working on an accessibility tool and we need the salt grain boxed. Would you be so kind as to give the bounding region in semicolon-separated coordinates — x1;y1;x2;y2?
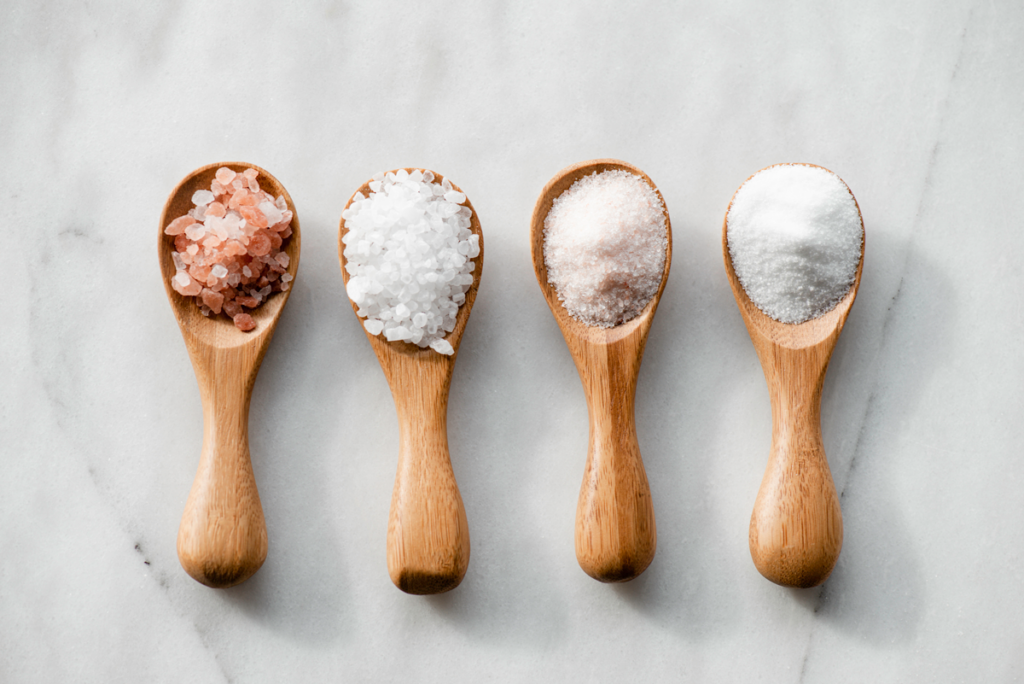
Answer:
543;170;667;328
342;170;479;355
726;164;862;324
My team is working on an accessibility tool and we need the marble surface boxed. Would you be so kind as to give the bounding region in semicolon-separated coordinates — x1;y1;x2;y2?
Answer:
3;1;1023;681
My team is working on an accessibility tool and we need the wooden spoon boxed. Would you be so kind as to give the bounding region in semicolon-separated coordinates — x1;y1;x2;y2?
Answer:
530;159;672;583
339;169;483;595
722;163;864;588
159;162;301;588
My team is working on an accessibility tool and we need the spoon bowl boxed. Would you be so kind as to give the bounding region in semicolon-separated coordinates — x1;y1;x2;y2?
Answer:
339;169;483;594
159;161;301;587
722;163;864;588
531;159;671;582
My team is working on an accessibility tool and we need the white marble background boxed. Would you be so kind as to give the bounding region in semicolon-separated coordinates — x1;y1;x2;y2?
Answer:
3;1;1022;681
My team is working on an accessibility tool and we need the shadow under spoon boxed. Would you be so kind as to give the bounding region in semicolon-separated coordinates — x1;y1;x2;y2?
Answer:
159;162;301;588
339;169;484;595
722;164;864;588
530;159;672;583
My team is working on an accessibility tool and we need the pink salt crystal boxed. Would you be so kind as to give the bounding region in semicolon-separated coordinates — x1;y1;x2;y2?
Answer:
174;234;189;252
189;263;212;282
224;300;242;318
248;232;272;256
224;240;246;256
233;313;256;332
181;274;203;296
269;233;283;250
236;295;259;308
243;168;258;181
215;167;236;186
165;215;196;236
275;253;290;268
239;204;268;228
184;223;206;240
201;288;225;314
206;201;226;218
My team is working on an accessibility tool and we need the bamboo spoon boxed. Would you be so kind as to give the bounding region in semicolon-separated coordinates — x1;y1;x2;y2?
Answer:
339;169;483;595
159;162;300;588
530;159;671;583
722;164;864;588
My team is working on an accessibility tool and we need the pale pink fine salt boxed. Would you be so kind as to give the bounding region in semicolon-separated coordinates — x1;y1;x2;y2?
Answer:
166;167;294;331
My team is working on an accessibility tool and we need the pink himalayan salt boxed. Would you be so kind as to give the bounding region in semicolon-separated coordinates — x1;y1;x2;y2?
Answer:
233;313;256;331
165;167;294;332
216;167;237;186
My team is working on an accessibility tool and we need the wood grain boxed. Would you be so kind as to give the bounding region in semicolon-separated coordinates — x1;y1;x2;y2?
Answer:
159;162;301;588
722;163;863;588
531;159;671;583
339;170;482;594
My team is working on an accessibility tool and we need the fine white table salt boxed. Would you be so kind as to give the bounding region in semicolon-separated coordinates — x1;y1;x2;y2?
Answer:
543;170;667;328
341;169;480;355
727;164;863;324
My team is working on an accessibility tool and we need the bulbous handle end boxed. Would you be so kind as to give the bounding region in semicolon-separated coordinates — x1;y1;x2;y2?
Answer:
749;444;842;588
575;429;657;583
177;464;268;588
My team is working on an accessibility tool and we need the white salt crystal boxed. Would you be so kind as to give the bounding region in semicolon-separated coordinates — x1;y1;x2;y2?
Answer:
174;272;190;287
727;164;862;324
430;339;454;355
192;190;215;206
543;169;667;328
364;319;385;335
211;264;228;279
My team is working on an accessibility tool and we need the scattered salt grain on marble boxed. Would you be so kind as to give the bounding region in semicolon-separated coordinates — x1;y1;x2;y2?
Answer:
543;170;667;328
165;167;294;332
726;164;862;324
342;170;480;355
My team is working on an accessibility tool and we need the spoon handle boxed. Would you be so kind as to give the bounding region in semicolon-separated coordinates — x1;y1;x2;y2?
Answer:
575;357;656;582
387;377;470;594
177;357;267;588
749;350;842;588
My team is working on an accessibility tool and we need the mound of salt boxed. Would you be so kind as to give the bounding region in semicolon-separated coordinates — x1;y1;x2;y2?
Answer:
165;167;294;331
341;169;480;355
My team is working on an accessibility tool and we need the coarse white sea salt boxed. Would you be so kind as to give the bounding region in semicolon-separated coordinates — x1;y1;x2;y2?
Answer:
341;170;480;355
543;170;667;328
727;164;863;324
